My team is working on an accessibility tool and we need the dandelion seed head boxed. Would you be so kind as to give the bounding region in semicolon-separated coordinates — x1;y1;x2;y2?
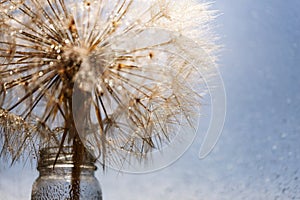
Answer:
0;0;218;170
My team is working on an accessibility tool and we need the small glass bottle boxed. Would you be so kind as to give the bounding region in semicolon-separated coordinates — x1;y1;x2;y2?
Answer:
31;146;102;200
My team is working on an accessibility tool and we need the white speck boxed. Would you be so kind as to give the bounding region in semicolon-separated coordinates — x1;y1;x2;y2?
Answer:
10;31;16;36
65;39;70;44
117;85;123;91
108;79;114;87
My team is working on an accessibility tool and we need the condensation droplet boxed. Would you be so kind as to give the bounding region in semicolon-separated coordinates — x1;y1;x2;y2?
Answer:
281;133;287;138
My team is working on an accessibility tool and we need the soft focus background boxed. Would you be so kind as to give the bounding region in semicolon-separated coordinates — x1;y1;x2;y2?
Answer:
1;0;300;199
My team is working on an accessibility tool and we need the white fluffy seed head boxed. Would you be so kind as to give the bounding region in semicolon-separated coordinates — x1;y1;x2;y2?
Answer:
0;0;218;170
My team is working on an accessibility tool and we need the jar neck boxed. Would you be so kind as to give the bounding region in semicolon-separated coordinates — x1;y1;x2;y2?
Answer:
37;146;97;176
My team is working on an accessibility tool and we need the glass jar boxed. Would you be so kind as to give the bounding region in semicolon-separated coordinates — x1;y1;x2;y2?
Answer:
31;147;102;200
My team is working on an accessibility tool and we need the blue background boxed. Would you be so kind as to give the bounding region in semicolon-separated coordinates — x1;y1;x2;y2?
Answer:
1;0;300;199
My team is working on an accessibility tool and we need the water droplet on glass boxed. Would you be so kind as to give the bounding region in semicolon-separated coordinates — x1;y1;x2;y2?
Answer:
281;132;287;138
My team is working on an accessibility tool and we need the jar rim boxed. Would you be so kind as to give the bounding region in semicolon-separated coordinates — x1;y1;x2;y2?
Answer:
37;146;97;170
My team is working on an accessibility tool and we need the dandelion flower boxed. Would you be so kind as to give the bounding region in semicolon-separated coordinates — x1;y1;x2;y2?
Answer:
0;0;218;171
